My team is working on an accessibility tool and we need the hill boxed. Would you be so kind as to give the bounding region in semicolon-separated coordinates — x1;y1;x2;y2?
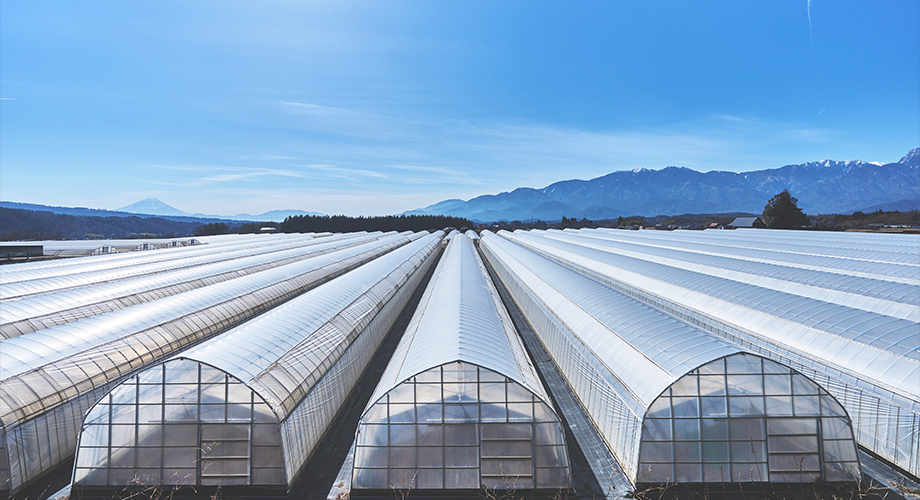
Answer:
0;207;200;241
1;200;325;223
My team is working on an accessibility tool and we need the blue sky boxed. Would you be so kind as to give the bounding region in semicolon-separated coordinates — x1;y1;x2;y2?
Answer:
1;1;917;216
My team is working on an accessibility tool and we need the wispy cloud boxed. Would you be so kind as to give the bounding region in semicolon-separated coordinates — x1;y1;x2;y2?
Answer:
391;164;471;176
236;154;299;161
302;164;389;180
0;97;17;101
135;109;838;214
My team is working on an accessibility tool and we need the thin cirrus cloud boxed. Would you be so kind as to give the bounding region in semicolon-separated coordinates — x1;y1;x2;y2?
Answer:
304;164;389;180
134;105;839;215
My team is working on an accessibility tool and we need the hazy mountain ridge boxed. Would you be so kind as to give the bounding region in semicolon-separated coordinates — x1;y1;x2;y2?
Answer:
116;198;326;221
0;201;250;225
406;147;920;221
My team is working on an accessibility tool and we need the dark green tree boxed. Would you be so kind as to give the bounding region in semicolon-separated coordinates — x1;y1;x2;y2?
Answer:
763;190;809;229
194;222;229;236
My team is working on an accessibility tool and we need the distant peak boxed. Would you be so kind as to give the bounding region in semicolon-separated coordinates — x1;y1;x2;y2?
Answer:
899;147;920;165
118;198;188;216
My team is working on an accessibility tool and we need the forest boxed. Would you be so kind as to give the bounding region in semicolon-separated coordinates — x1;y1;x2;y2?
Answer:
279;214;473;233
3;205;916;242
0;207;199;241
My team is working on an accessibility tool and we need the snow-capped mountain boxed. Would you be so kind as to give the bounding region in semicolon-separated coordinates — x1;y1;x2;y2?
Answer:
405;147;920;222
118;198;189;217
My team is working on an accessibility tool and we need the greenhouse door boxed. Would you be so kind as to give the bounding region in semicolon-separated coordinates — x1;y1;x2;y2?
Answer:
766;418;821;482
480;423;534;489
199;423;251;486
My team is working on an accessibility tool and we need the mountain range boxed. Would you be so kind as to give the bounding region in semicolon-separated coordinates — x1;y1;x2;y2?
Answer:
0;200;324;225
116;198;325;222
3;149;917;224
405;147;920;222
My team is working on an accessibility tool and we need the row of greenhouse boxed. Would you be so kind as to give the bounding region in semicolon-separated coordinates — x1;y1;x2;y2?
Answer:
0;228;916;498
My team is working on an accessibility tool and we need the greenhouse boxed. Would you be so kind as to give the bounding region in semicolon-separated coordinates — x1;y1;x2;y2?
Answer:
0;232;417;497
351;234;571;494
497;228;919;478
70;233;442;494
479;232;861;487
0;233;327;302
1;232;305;277
0;232;386;337
0;233;304;281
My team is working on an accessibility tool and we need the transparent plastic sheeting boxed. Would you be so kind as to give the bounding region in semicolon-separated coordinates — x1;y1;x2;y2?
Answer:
637;354;859;484
540;230;918;321
24;238;200;259
479;232;860;484
353;235;570;490
0;232;391;338
72;232;443;488
564;228;920;285
501;229;919;478
0;233;414;495
0;233;331;302
369;235;548;407
503;230;919;399
594;227;920;266
0;233;313;283
353;362;571;490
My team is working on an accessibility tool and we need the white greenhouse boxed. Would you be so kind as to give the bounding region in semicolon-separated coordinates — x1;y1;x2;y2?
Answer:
351;234;571;494
69;233;441;495
0;232;385;337
480;231;861;487
0;232;417;497
496;228;919;478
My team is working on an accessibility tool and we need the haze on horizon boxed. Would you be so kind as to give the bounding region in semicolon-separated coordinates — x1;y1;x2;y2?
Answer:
1;1;917;217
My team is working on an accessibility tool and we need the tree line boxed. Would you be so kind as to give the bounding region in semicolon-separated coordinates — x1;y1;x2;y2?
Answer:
0;207;198;241
279;214;473;234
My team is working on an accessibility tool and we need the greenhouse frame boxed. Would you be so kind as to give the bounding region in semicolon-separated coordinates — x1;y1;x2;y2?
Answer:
69;232;442;494
0;232;416;497
0;233;327;302
0;232;385;337
0;233;315;280
480;232;861;487
496;228;919;478
0;226;915;498
351;234;571;494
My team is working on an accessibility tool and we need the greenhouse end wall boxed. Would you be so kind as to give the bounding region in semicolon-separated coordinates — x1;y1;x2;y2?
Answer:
72;359;286;490
352;361;570;491
638;353;860;485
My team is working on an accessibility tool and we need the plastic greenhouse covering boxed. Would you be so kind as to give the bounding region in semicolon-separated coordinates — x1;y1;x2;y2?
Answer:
0;232;392;338
21;238;200;259
581;228;920;284
539;230;918;321
0;232;415;495
0;233;330;302
0;233;315;281
480;232;861;485
71;232;442;490
500;228;919;478
352;234;571;491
